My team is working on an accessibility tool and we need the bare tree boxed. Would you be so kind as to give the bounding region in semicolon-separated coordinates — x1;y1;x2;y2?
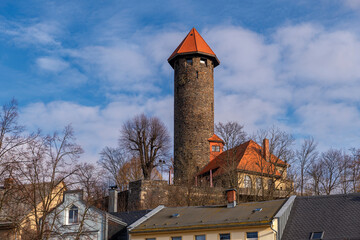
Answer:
349;148;360;192
319;149;342;195
74;162;107;207
296;137;318;196
252;126;295;199
339;153;352;194
307;160;323;195
215;121;247;150
9;125;83;239
98;147;128;190
120;113;171;180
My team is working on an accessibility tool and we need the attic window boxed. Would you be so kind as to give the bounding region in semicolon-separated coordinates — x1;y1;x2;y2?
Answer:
186;58;193;65
195;235;205;240
246;232;258;240
212;145;220;152
219;234;230;240
310;232;324;240
200;58;207;65
68;205;79;224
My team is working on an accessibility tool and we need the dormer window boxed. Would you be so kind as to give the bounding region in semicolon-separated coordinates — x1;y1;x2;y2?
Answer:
200;58;207;66
68;205;79;224
186;58;193;65
212;145;220;152
310;232;324;240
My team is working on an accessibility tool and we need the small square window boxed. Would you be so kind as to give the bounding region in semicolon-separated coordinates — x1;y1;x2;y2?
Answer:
310;232;324;239
246;232;258;240
212;145;220;152
195;235;205;240
219;233;230;240
186;58;193;65
146;238;156;240
200;58;207;65
172;237;182;240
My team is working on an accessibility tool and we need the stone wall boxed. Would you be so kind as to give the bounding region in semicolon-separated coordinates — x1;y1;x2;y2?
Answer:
125;180;225;211
173;55;215;181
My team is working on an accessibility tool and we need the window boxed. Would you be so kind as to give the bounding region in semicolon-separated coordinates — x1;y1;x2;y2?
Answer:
172;237;182;240
195;235;205;240
246;232;258;240
244;175;252;188
310;232;324;239
186;58;193;65
256;178;263;189
68;205;79;224
268;179;273;190
146;239;156;240
212;145;220;152
200;58;207;65
219;234;230;240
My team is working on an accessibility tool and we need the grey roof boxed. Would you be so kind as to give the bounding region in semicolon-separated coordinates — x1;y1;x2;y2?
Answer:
282;193;360;240
131;199;286;233
110;209;152;225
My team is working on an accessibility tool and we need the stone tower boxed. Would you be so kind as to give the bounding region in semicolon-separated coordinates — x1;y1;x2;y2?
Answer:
168;28;220;181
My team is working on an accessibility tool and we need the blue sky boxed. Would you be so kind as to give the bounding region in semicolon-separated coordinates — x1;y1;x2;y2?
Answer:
1;0;360;163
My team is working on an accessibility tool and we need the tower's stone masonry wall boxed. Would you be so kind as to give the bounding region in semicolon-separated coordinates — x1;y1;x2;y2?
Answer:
174;56;215;180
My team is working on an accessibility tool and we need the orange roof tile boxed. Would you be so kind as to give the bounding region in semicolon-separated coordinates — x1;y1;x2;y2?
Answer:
198;140;287;177
168;28;220;68
208;134;224;143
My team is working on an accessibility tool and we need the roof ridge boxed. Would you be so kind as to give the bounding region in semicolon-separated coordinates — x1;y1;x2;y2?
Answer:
193;28;198;51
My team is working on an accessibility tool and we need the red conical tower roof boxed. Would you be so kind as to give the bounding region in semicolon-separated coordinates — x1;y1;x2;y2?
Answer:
168;28;220;68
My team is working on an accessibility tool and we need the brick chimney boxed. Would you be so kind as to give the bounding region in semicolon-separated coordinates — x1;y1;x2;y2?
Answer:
263;138;270;161
225;189;237;208
4;178;14;189
108;186;118;212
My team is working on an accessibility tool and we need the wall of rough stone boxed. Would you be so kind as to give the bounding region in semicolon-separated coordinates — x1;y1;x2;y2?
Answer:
126;180;225;211
173;55;215;181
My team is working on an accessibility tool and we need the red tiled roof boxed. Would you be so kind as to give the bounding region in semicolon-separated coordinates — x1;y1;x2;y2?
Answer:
168;28;220;67
198;140;287;177
208;134;224;143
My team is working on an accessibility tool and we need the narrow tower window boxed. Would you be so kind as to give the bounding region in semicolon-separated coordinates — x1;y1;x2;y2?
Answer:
196;71;199;78
186;58;193;65
200;58;207;66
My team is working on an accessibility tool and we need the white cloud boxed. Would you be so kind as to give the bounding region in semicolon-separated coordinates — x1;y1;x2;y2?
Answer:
207;26;280;94
294;102;360;150
20;97;173;164
36;57;69;72
275;24;360;83
1;20;61;46
69;45;157;92
344;0;360;9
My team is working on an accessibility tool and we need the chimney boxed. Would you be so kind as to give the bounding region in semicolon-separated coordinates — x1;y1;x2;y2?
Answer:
4;178;14;189
108;186;118;212
263;138;270;161
225;189;237;208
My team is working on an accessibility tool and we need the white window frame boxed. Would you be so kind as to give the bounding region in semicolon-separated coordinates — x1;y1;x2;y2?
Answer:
65;205;79;225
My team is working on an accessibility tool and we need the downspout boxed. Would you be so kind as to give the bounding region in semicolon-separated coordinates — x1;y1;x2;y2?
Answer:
270;220;278;240
104;213;108;240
